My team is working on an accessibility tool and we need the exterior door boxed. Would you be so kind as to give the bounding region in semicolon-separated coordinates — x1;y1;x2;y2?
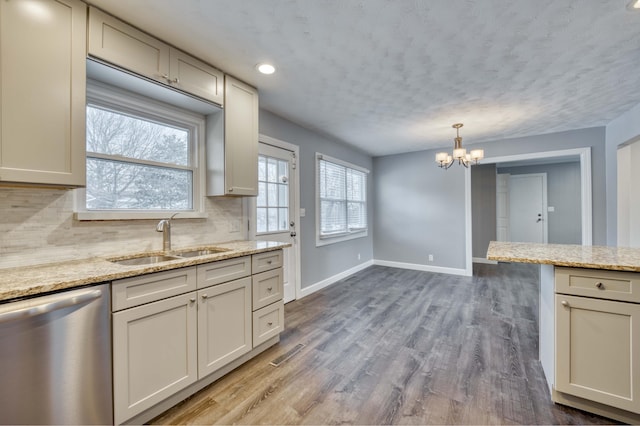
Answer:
508;173;548;243
250;141;298;303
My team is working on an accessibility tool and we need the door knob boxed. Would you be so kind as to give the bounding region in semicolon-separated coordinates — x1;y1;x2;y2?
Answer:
290;221;295;227
290;231;297;237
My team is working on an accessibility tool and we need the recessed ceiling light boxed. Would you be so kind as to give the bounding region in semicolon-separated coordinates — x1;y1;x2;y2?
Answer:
256;63;276;75
627;0;640;10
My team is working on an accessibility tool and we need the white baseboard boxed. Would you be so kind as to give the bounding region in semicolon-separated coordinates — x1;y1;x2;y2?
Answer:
299;260;374;299
373;259;469;276
472;257;498;265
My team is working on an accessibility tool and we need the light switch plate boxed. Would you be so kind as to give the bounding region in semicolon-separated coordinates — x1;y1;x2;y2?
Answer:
547;206;555;212
300;208;306;217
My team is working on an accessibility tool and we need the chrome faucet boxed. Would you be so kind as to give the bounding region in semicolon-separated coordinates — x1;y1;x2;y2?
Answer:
156;213;179;252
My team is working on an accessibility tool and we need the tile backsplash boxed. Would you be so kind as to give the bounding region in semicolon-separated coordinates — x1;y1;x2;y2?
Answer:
0;187;246;269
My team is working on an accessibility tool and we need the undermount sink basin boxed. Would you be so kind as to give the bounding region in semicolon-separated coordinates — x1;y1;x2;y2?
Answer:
173;247;229;258
109;254;182;266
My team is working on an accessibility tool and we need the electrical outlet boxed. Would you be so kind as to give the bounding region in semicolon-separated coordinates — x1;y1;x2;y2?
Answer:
358;253;361;260
229;220;240;233
428;254;434;262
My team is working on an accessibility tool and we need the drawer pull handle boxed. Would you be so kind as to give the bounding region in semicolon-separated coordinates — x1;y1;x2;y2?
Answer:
267;321;273;326
561;300;569;307
201;294;208;300
267;287;273;292
596;282;604;289
267;260;273;264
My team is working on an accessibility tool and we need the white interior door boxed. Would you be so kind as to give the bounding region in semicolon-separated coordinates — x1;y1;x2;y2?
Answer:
496;173;510;241
508;173;548;243
249;140;299;303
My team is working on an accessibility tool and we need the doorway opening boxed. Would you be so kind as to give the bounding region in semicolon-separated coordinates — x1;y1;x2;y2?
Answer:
465;147;592;274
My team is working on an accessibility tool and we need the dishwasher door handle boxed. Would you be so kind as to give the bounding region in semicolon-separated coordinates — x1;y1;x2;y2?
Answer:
0;289;103;324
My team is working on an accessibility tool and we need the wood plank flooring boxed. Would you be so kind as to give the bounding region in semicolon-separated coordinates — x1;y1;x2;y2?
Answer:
152;263;617;425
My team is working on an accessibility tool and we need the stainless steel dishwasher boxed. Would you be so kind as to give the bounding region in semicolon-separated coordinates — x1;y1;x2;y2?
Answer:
0;283;113;425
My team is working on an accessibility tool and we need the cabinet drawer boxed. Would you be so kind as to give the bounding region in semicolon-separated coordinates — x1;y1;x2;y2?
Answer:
555;267;640;303
252;268;283;311
112;267;197;311
252;301;284;347
252;250;282;274
197;256;251;289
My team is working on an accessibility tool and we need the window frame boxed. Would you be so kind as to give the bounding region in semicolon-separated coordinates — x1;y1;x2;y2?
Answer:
315;153;369;247
75;80;207;220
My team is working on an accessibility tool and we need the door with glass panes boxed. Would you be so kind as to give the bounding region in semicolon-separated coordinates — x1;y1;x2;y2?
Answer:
250;142;297;303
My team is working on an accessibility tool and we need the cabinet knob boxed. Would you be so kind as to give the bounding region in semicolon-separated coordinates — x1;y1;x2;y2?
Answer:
170;77;179;84
596;282;604;289
267;321;273;326
267;260;272;264
189;298;196;303
561;300;569;307
267;287;273;292
228;187;234;192
201;294;208;300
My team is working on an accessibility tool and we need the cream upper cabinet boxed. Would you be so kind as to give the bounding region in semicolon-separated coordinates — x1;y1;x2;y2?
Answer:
207;76;259;196
0;0;86;186
88;7;224;105
88;6;170;84
169;48;224;105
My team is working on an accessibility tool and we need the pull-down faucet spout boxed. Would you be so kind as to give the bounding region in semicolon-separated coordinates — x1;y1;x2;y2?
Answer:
156;213;179;252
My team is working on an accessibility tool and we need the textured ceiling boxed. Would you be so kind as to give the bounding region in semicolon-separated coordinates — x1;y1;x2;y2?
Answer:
86;0;640;156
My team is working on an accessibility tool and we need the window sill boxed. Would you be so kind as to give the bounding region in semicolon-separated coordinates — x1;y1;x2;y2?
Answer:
316;230;368;247
75;211;208;221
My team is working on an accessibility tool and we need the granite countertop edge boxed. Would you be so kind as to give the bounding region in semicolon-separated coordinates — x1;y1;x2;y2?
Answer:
0;240;291;302
486;241;640;273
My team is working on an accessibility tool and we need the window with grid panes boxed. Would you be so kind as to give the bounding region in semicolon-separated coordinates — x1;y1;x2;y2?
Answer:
256;154;289;233
316;153;368;245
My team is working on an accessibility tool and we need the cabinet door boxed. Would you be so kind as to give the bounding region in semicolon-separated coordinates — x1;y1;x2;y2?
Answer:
113;292;197;425
88;7;170;83
555;294;640;414
169;48;224;106
0;0;86;186
222;75;258;196
198;277;252;378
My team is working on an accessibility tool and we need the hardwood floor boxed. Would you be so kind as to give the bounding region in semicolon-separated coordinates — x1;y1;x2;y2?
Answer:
153;263;616;425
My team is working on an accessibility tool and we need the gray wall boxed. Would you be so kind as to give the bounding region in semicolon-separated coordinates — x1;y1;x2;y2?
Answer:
259;110;374;289
471;164;496;258
373;150;467;270
497;162;582;245
605;101;640;246
373;127;607;272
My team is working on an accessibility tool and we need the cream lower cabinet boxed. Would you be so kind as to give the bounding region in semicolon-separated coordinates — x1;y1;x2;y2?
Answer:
197;277;252;378
555;267;640;415
112;292;198;425
0;0;86;186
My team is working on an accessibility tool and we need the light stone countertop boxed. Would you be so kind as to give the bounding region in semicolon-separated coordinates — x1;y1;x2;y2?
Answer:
0;240;290;302
487;241;640;272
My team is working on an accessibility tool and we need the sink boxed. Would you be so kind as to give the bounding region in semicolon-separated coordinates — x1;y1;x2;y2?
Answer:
173;247;229;258
109;254;182;266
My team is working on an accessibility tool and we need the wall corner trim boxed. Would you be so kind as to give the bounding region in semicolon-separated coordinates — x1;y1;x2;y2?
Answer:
299;260;374;299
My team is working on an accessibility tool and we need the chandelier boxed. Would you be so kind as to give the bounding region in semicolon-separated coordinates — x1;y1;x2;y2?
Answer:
435;123;484;169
